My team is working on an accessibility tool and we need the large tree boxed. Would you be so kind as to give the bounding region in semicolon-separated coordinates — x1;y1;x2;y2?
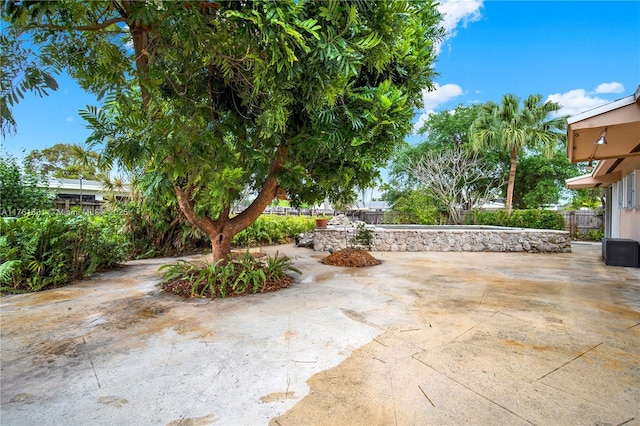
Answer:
3;1;444;260
512;149;578;209
407;146;502;224
385;104;507;206
25;143;102;180
469;94;565;213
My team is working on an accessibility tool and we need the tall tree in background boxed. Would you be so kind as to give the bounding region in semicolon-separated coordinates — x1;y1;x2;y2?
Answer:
386;105;485;203
470;94;565;213
385;104;507;206
407;147;502;224
512;149;578;209
3;1;444;261
25;143;102;180
418;103;483;148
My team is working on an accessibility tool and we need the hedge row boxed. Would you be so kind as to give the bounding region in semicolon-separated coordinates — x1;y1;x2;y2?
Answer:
232;214;316;246
463;209;565;230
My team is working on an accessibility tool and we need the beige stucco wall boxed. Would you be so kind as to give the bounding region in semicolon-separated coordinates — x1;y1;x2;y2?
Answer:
619;209;640;241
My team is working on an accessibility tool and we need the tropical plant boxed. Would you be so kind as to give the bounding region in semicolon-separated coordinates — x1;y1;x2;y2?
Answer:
3;0;444;262
513;149;580;209
232;215;316;247
586;229;605;241
160;251;301;299
570;187;605;210
0;31;59;137
0;154;55;216
0;211;129;293
406;146;503;224
384;190;445;225
350;223;374;248
384;104;508;209
469;94;566;213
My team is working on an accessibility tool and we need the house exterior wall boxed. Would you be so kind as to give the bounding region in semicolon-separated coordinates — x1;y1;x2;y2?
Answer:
620;209;640;241
609;167;640;240
39;178;130;203
611;180;621;238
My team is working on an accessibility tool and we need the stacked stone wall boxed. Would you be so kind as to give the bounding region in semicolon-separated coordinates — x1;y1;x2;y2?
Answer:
313;227;571;253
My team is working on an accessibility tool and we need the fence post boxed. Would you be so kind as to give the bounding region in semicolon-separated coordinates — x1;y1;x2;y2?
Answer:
570;211;576;238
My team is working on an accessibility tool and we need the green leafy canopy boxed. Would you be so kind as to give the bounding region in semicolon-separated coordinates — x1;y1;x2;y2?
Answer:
4;0;444;259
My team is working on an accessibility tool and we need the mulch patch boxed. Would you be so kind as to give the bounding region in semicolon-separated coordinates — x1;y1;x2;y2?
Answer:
161;250;290;299
162;274;293;299
321;248;382;267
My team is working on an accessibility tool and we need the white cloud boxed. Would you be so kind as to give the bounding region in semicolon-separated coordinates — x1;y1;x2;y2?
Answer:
413;110;435;133
546;89;610;117
595;82;625;94
413;83;464;132
66;116;74;122
422;83;464;110
436;0;484;54
547;82;629;117
438;0;483;34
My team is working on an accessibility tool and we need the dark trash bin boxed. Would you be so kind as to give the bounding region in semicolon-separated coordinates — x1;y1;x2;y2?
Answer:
602;238;639;267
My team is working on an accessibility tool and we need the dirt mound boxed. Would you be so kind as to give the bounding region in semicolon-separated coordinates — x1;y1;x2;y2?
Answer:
321;248;381;267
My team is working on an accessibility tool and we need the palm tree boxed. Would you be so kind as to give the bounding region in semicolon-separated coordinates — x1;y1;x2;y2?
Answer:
470;94;565;213
68;144;102;180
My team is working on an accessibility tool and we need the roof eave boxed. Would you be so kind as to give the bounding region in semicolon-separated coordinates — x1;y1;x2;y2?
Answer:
567;93;637;125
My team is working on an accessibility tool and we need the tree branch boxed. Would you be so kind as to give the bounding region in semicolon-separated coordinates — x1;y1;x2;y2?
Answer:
40;17;127;32
229;146;287;234
174;185;218;235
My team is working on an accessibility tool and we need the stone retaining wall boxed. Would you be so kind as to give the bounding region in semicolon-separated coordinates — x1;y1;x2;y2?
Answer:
313;227;571;253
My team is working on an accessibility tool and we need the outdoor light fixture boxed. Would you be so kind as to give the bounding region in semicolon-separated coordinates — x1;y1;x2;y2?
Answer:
596;128;608;145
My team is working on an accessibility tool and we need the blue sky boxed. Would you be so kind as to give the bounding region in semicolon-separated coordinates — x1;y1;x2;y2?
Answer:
2;1;639;160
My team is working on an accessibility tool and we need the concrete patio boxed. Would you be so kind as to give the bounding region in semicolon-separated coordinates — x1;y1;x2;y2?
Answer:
1;242;638;425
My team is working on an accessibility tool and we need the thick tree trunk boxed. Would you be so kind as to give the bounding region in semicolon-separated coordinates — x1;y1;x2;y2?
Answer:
210;228;233;263
174;147;286;263
174;185;227;261
505;146;518;213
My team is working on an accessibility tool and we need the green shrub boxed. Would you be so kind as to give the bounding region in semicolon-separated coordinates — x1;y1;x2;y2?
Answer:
160;251;301;299
464;209;509;226
386;191;445;225
118;201;209;259
586;229;605;241
0;154;55;215
464;209;565;230
232;215;316;246
0;211;130;293
350;223;374;248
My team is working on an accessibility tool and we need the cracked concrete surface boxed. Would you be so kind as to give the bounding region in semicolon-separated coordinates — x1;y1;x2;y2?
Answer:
1;242;638;425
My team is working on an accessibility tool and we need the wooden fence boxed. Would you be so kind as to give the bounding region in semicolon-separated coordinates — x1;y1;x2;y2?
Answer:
561;210;603;238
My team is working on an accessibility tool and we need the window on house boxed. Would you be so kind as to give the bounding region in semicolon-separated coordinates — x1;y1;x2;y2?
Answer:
626;171;637;208
618;181;624;208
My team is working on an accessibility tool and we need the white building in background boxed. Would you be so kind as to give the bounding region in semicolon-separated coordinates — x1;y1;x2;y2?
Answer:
40;178;130;208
